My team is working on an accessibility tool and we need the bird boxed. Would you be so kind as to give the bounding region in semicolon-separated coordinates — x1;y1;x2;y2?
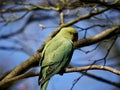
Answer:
38;27;78;90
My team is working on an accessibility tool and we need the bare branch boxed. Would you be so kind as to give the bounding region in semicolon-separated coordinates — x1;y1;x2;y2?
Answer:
79;0;120;10
0;14;33;39
70;73;84;90
59;11;64;25
2;53;40;80
1;11;29;23
0;1;119;90
66;65;120;75
62;8;109;27
0;3;59;13
74;26;120;49
1;65;120;89
2;25;119;84
91;37;117;65
0;0;119;15
38;7;109;52
1;6;119;90
0;46;22;51
0;71;39;90
81;72;120;88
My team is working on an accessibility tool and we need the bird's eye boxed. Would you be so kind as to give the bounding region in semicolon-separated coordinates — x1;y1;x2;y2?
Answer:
69;32;72;34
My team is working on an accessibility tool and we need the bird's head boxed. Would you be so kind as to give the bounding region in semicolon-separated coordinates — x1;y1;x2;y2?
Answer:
59;27;78;42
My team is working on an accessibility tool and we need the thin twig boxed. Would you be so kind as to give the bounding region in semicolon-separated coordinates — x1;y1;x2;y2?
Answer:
91;36;117;65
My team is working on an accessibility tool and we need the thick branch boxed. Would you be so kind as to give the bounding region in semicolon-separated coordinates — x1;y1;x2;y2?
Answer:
1;7;118;86
0;4;59;13
0;65;120;89
2;25;119;81
66;65;120;75
79;0;120;10
2;53;40;80
1;0;119;13
0;72;39;90
74;26;120;49
62;8;109;27
38;7;109;52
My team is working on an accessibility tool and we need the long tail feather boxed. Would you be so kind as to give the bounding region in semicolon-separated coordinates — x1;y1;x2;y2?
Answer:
40;80;49;90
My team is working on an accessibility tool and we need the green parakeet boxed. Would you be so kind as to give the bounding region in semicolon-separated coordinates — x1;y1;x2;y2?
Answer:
38;27;78;90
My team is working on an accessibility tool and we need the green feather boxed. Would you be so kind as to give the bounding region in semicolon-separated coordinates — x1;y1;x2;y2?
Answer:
39;27;78;90
40;80;49;90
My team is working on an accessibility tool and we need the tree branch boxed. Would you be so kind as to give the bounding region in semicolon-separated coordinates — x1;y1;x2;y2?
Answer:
74;26;120;49
0;3;60;13
0;14;33;39
0;0;119;14
81;72;120;88
79;0;120;10
2;53;40;80
62;8;109;27
38;7;109;52
1;7;119;88
0;65;120;89
66;65;120;75
0;46;22;51
0;72;39;90
2;25;119;82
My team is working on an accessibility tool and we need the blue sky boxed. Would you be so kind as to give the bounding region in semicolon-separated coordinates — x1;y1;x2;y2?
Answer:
0;4;120;90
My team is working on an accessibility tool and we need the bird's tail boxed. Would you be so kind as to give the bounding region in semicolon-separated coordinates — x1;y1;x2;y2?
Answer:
40;80;49;90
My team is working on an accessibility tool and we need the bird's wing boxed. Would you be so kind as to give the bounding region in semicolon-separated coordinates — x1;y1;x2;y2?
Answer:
42;38;73;67
39;37;62;66
40;38;73;85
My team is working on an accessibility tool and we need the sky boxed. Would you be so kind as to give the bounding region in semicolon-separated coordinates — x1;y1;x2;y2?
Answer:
0;2;120;90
